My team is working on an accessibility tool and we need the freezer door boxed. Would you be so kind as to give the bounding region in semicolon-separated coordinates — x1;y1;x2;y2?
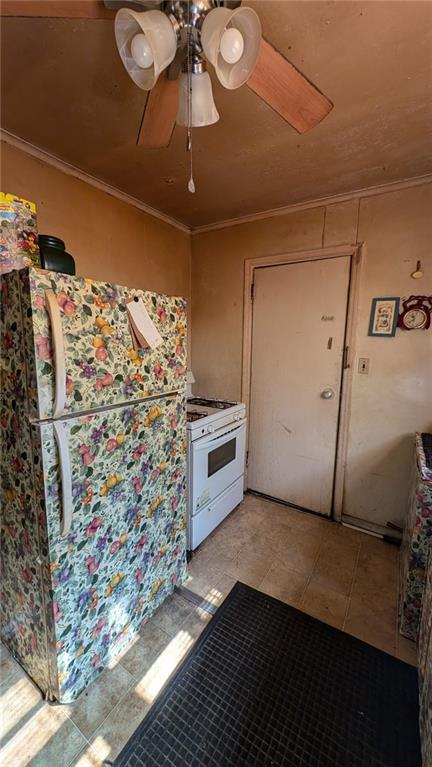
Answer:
20;268;187;420
37;394;187;702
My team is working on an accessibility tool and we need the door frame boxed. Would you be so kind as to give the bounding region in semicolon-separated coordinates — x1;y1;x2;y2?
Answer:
241;243;363;521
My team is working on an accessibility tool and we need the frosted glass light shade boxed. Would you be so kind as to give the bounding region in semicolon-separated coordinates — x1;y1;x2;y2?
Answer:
201;6;261;90
115;8;177;90
176;72;220;127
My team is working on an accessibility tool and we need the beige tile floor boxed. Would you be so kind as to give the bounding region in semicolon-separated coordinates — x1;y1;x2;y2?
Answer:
0;494;417;767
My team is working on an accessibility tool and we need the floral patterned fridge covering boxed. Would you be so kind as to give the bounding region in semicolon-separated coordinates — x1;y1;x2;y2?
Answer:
399;433;432;641
0;267;188;702
20;267;187;420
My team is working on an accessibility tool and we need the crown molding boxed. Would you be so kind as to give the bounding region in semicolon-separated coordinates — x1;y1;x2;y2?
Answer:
0;130;191;234
3;130;431;238
191;173;432;235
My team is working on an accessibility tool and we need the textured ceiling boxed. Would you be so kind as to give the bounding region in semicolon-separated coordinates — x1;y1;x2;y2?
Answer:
1;1;432;227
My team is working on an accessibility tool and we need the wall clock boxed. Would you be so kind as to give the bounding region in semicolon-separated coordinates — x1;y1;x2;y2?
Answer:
397;295;432;330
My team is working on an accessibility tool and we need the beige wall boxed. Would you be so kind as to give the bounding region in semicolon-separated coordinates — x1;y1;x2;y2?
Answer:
347;186;432;527
1;142;191;300
3;141;431;529
191;184;432;528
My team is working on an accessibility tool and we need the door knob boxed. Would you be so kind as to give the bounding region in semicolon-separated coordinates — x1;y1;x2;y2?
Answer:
321;388;335;400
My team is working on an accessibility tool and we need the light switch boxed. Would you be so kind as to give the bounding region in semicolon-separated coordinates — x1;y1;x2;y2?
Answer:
358;357;370;375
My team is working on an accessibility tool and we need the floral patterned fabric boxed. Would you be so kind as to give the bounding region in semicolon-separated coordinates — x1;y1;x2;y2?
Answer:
38;395;187;702
1;271;54;695
399;434;432;641
18;267;187;420
418;433;432;482
1;268;188;702
418;548;432;767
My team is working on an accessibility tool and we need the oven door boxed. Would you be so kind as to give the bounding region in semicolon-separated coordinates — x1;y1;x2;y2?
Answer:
190;420;246;515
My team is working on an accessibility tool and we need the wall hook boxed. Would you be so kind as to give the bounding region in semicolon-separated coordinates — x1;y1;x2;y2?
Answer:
411;260;423;279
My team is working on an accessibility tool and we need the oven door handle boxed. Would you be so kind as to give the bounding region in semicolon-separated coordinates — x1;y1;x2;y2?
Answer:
193;420;246;452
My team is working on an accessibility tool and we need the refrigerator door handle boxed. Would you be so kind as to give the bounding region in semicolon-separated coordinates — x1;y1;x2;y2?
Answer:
45;289;66;418
53;421;73;537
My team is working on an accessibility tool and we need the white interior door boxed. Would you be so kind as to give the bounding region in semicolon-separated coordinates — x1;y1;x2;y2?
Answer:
248;256;351;516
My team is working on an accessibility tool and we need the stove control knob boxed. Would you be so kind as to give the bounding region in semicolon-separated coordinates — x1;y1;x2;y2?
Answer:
207;425;214;434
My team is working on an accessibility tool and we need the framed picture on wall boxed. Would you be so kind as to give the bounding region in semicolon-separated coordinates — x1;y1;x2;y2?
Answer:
368;297;400;337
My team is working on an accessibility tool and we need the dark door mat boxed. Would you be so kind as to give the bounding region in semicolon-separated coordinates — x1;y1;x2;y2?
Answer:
113;582;421;767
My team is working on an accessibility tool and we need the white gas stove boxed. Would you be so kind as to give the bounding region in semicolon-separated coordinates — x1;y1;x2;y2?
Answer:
186;396;246;551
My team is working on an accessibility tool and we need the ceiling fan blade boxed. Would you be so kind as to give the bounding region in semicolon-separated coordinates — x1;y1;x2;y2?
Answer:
1;1;115;18
104;1;162;10
137;75;179;149
247;39;333;134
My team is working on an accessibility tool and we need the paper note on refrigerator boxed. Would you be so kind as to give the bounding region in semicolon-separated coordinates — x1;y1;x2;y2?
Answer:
126;298;163;350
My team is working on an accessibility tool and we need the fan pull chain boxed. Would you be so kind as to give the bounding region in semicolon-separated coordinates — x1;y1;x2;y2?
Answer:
186;0;195;194
188;161;195;194
187;99;195;194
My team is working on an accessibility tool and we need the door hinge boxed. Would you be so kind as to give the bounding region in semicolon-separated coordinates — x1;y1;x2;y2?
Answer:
250;282;255;302
246;450;249;467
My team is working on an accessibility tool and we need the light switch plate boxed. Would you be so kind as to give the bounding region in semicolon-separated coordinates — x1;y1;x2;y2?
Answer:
358;357;370;374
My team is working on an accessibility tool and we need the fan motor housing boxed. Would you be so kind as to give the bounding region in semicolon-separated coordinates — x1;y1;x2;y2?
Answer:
164;0;221;53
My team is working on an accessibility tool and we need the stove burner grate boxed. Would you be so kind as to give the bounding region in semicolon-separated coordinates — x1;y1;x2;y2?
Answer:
187;397;237;410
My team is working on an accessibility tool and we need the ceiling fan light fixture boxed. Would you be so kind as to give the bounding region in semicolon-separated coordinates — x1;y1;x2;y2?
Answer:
201;6;261;90
176;71;219;128
114;8;177;90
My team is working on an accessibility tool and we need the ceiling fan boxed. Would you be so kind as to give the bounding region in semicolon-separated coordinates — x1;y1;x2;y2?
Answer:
3;1;333;145
3;0;333;192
